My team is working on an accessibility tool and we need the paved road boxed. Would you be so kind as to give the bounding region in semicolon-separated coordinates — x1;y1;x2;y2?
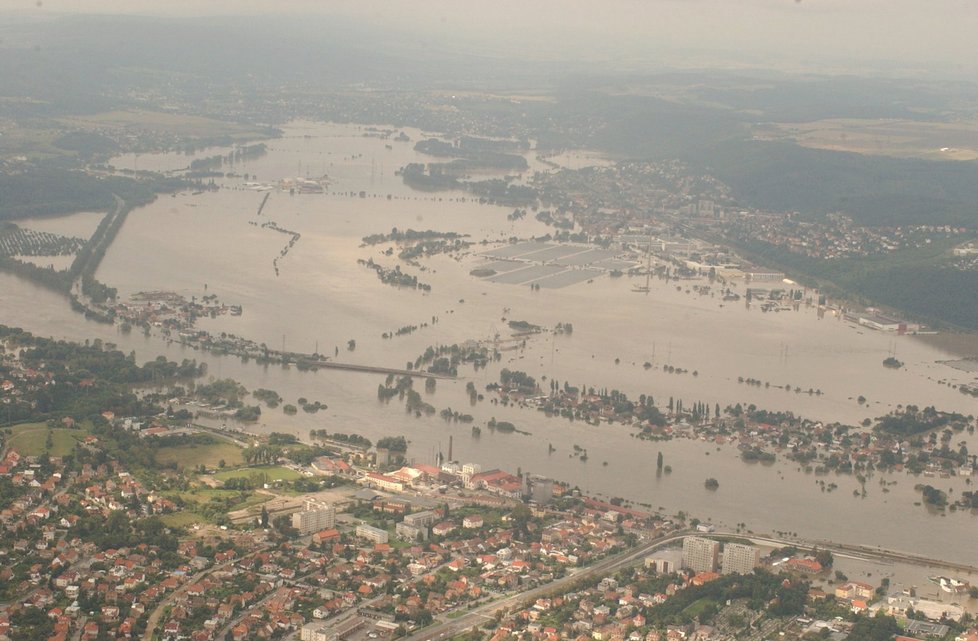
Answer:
402;531;691;641
70;193;125;297
402;527;978;641
141;548;271;641
738;533;978;575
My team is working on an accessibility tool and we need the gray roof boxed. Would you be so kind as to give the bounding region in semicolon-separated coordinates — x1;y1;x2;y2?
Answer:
353;488;383;501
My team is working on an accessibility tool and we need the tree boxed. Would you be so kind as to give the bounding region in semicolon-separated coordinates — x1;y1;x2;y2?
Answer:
272;515;298;539
848;612;900;641
511;504;532;538
657;451;664;470
814;548;834;568
260;505;269;528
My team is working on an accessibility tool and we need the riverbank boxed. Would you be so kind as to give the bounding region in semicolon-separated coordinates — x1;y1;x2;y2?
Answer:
5;120;978;566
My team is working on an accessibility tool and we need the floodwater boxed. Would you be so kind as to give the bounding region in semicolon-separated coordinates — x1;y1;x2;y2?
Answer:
15;210;106;239
3;121;978;564
12;255;75;270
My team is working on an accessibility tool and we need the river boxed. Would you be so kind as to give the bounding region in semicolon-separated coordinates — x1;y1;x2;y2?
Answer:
2;121;977;565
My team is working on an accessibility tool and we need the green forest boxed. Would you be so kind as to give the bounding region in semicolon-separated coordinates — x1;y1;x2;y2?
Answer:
732;236;978;330
691;140;978;228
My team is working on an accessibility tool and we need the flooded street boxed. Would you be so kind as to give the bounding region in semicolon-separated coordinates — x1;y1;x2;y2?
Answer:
3;121;978;563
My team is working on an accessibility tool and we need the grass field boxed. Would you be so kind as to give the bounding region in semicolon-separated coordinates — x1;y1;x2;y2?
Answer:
159;511;203;528
166;487;271;525
755;118;978;161
0;127;68;161
213;465;303;484
175;488;269;508
59;109;270;142
682;597;718;619
155;441;244;469
5;422;89;457
1;106;272;165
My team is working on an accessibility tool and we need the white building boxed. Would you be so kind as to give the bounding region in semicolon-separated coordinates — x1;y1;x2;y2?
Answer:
355;524;389;544
441;462;461;475
301;617;368;641
682;536;719;573
395;522;427;542
644;557;674;574
292;501;336;535
857;313;903;332
402;510;438;529
460;462;481;487
522;474;554;505
721;543;759;575
872;593;964;622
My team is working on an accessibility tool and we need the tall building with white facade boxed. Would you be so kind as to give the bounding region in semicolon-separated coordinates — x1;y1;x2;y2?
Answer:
522;474;554;505
721;543;759;575
460;463;481;488
291;500;336;535
682;536;719;573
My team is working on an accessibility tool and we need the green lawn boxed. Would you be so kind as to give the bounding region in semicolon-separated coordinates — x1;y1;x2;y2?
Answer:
174;488;267;506
156;441;244;469
159;511;203;528
59;109;270;141
6;422;88;457
166;488;271;523
175;489;238;503
176;487;264;510
682;597;718;620
213;465;303;483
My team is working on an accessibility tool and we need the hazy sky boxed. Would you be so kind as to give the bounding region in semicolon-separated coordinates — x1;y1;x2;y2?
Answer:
2;0;977;75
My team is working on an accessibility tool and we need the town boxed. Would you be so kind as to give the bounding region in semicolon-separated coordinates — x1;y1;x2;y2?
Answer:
4;6;978;641
2;415;976;641
2;325;978;641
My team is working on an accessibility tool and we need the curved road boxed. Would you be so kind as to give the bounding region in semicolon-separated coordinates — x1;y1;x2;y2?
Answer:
403;531;692;641
402;528;978;641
